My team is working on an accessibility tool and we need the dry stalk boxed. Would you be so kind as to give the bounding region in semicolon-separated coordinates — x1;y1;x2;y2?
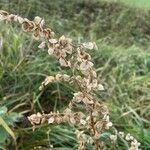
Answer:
0;10;140;150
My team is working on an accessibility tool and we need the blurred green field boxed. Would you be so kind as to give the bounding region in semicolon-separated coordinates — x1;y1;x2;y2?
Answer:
0;0;150;149
122;0;150;9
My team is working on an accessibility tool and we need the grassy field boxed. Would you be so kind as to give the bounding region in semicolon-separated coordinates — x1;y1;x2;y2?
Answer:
0;0;150;149
121;0;150;9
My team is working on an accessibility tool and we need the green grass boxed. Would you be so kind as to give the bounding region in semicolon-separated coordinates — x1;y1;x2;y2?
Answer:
93;43;150;149
0;0;150;48
0;0;150;149
121;0;150;9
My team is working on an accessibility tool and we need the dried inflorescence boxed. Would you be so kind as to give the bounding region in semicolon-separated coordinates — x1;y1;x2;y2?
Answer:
0;10;140;150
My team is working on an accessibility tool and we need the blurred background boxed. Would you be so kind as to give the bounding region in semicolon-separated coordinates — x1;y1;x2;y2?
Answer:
0;0;150;149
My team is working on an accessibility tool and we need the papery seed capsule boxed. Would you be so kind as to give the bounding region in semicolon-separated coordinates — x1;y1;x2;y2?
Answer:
22;21;30;32
17;16;24;24
0;10;9;16
48;47;54;55
48;117;55;124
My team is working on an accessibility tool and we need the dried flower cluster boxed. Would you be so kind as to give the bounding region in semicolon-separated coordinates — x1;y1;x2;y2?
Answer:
0;10;140;150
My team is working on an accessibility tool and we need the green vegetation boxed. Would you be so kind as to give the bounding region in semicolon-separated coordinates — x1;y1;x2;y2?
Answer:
121;0;150;9
0;0;150;149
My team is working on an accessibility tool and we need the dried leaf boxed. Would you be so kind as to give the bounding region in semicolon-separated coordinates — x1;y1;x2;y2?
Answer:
70;117;76;124
17;16;24;23
48;47;54;55
83;42;94;50
83;97;94;105
48;117;54;124
44;76;55;85
38;42;46;49
80;119;86;125
97;84;104;91
59;57;68;67
28;114;41;124
34;16;42;24
80;61;93;71
49;38;57;44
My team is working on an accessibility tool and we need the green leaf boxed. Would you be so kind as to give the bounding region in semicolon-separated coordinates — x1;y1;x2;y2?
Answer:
101;132;111;138
0;106;7;116
0;145;6;150
0;116;16;142
4;112;21;126
0;126;7;143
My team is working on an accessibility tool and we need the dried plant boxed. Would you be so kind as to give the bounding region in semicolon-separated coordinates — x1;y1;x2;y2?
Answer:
0;10;140;150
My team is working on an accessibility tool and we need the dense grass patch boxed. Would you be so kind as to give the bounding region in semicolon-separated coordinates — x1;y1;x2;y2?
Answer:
0;0;150;48
121;0;150;9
